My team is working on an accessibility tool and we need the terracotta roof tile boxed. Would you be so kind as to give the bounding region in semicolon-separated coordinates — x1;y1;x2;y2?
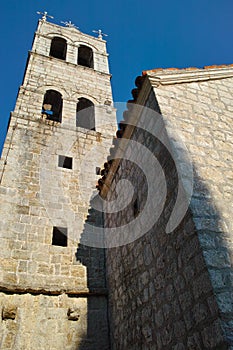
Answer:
204;64;233;69
143;63;233;76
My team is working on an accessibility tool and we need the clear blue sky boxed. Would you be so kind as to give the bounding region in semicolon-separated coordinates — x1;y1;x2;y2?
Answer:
0;0;232;151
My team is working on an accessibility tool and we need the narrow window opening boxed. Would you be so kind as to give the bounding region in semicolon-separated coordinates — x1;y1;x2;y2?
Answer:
133;198;140;218
58;155;73;169
78;45;93;68
50;37;67;60
76;98;95;130
96;167;101;175
52;227;67;247
42;90;63;122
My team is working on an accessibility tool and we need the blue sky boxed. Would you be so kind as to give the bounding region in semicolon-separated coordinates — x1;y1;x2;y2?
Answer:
0;0;232;151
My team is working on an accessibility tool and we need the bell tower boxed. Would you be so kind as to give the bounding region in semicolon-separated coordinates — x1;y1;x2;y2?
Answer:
0;16;116;349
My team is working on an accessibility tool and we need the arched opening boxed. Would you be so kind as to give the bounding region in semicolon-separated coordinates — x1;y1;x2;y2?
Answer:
42;90;63;122
78;45;94;68
50;37;67;60
76;98;95;130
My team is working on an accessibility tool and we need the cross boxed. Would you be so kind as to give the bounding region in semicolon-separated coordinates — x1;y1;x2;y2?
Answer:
61;21;79;30
92;29;108;40
37;11;54;22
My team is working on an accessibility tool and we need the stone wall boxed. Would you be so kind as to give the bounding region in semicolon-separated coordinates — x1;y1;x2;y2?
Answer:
15;21;115;136
103;67;233;349
32;20;110;74
149;69;233;345
0;20;116;349
0;293;108;350
0;105;112;294
0;113;112;349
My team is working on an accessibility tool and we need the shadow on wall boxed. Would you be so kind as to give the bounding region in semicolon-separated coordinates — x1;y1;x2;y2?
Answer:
79;115;232;349
75;195;110;350
73;100;232;349
110;177;230;348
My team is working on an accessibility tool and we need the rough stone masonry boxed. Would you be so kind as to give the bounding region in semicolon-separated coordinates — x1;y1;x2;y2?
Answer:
100;66;233;349
1;15;233;350
0;19;116;349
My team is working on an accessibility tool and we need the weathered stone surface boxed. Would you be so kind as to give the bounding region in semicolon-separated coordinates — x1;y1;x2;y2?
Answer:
104;68;233;349
2;305;17;320
67;307;80;321
0;293;109;349
1;16;233;350
0;19;116;350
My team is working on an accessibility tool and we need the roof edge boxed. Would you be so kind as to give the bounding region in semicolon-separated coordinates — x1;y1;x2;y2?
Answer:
143;64;233;75
142;64;233;87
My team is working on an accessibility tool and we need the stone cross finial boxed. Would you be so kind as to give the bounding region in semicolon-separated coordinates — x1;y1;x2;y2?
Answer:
92;29;108;40
37;11;54;22
61;21;79;30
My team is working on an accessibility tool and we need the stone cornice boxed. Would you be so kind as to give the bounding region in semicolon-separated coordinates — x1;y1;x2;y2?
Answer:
146;67;233;87
0;284;108;296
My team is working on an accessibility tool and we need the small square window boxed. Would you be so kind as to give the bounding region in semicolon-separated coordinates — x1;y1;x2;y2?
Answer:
58;155;73;169
52;227;67;247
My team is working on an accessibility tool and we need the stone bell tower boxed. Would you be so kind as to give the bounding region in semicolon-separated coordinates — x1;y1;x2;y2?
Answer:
0;15;116;350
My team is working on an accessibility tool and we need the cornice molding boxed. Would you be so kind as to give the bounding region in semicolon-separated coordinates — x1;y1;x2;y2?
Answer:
146;67;233;87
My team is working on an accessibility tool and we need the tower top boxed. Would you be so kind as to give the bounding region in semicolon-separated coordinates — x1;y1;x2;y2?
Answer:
36;15;108;44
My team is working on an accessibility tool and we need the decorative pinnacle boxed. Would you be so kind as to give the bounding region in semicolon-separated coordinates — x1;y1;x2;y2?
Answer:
61;21;79;30
92;29;108;40
37;11;54;22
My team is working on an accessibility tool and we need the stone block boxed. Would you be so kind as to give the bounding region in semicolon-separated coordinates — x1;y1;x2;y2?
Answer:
201;320;226;349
